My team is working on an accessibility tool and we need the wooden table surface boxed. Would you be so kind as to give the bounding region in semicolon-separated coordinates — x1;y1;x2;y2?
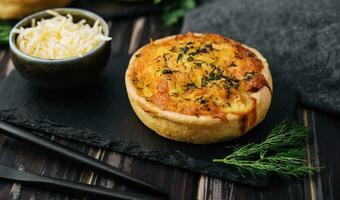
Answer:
0;14;339;200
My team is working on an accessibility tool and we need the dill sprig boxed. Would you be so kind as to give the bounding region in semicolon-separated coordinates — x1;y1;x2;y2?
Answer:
213;121;317;178
154;0;197;26
0;24;12;44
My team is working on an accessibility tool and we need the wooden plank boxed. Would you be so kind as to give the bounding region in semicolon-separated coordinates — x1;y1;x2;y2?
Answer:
128;17;146;54
197;176;225;200
110;19;135;55
0;137;21;200
0;50;10;78
96;151;124;190
310;110;340;200
197;175;306;200
128;156;198;200
0;131;95;199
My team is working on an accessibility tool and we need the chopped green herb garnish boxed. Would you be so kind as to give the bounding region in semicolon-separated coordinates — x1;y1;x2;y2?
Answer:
187;56;194;62
204;43;213;51
201;76;209;87
200;63;240;91
163;53;170;66
184;82;197;91
199;48;209;53
194;61;203;68
225;77;239;90
229;62;237;67
177;53;183;63
195;96;209;105
244;71;255;81
200;98;209;105
162;69;173;74
170;46;176;52
180;46;189;54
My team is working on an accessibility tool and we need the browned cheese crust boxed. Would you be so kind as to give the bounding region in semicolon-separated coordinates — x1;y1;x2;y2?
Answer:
125;33;273;144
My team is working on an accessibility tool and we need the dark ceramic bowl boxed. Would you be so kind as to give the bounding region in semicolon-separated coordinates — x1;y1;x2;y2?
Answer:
9;8;111;89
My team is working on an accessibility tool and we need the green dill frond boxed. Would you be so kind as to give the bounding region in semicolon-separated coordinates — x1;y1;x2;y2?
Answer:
0;24;12;44
213;121;317;178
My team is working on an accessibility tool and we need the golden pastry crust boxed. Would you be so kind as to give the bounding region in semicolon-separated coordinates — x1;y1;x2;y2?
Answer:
125;33;273;144
0;0;71;19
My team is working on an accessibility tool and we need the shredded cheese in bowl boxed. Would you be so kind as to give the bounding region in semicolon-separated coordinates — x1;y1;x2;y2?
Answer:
13;10;112;60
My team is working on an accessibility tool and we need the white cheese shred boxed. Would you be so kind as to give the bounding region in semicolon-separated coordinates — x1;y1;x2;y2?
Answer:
14;10;112;59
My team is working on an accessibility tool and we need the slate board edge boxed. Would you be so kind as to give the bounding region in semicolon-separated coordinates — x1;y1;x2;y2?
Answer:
0;108;270;188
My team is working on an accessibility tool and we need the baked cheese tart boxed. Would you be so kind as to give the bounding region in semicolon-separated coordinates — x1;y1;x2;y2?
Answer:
125;33;273;144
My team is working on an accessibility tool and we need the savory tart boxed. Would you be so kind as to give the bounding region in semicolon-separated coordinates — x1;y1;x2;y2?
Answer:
125;33;272;144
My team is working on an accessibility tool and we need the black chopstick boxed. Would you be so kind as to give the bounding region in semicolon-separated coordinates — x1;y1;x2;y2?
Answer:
0;164;162;200
0;121;168;197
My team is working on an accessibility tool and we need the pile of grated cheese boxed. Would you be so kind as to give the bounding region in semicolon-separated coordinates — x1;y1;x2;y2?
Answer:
13;10;112;59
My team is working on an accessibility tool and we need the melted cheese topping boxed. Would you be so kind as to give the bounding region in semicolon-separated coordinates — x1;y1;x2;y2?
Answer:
13;10;111;59
130;33;267;119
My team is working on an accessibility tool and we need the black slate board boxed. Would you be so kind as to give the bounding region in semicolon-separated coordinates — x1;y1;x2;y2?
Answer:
0;54;299;188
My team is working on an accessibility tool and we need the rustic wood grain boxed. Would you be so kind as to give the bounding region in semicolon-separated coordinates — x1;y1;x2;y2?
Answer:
0;51;10;79
304;109;321;200
128;17;146;54
307;110;340;200
0;12;339;200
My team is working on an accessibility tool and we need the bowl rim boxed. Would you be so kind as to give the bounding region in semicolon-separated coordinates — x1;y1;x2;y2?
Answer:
9;8;110;63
